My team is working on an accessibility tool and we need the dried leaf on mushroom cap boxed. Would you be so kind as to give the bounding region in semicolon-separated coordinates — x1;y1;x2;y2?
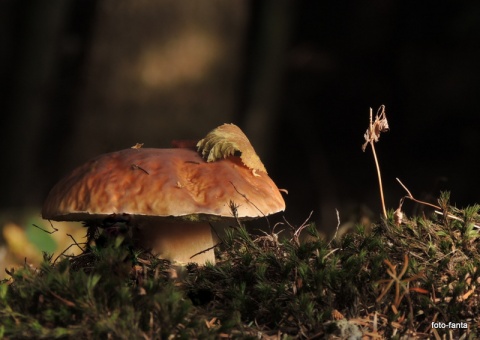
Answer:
197;123;267;173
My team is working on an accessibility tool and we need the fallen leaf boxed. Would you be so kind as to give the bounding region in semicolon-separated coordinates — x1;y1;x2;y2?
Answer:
197;123;267;173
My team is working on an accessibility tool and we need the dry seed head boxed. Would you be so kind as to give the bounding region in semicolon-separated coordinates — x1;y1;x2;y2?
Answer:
362;105;389;151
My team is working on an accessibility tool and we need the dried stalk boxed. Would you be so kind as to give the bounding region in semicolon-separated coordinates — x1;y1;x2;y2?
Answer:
362;105;389;218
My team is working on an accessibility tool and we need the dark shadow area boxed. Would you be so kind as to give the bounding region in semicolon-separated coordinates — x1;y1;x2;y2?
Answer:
1;1;479;235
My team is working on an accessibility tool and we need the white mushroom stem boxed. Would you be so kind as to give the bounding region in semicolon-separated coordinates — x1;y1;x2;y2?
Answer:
135;221;216;265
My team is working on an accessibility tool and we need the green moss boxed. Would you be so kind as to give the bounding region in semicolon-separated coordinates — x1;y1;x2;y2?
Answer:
2;193;480;338
0;239;212;339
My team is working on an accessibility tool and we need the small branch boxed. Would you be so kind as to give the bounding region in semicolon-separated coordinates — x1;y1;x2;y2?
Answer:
396;178;440;211
293;210;314;241
229;181;273;230
67;233;86;252
396;178;413;198
396;178;480;229
53;234;87;265
190;242;222;260
33;222;58;234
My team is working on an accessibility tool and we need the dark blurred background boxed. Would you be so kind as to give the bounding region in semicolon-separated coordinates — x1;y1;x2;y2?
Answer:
1;1;480;235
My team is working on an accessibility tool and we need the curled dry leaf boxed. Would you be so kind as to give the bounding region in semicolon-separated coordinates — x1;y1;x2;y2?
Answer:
394;197;405;225
362;105;389;152
197;123;267;173
394;208;404;226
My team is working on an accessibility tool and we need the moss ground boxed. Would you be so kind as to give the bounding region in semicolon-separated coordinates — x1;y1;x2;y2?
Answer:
1;193;480;339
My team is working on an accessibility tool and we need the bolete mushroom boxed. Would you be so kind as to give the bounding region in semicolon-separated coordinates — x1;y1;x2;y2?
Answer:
42;124;285;265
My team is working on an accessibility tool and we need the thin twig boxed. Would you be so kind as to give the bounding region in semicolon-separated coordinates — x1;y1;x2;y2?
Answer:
67;233;86;252
434;211;480;230
396;178;480;229
396;178;440;211
190;242;222;260
293;210;314;241
363;106;389;219
33;222;58;234
371;142;387;218
396;178;413;198
229;181;272;230
53;234;87;265
328;209;341;246
229;181;266;218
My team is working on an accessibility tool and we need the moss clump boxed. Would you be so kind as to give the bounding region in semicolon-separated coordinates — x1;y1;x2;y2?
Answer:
186;193;480;338
1;192;480;339
0;237;212;339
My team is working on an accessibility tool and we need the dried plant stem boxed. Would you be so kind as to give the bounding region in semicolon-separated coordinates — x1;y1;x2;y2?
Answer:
396;178;440;211
396;178;480;229
363;106;389;219
371;141;387;218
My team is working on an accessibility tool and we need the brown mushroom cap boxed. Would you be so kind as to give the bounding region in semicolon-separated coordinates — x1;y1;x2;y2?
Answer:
42;148;285;222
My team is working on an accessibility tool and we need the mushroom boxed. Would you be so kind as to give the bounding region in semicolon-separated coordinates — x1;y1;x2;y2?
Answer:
42;124;285;265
